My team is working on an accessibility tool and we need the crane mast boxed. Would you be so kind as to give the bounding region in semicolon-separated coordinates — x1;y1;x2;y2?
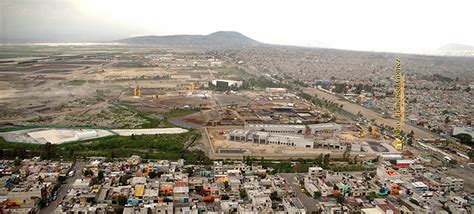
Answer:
393;59;405;150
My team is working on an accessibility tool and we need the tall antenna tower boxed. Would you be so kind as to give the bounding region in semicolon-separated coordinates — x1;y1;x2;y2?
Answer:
393;59;405;150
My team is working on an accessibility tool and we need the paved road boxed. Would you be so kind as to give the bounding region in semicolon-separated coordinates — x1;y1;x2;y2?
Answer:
279;173;320;213
39;162;84;214
303;87;438;139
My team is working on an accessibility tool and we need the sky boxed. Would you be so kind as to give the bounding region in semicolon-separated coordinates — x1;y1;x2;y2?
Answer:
1;0;473;52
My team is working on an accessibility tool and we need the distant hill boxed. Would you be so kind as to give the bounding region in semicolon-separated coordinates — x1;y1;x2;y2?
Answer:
438;43;474;52
118;31;263;48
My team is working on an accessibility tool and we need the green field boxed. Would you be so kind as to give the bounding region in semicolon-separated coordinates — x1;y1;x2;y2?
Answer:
0;130;210;164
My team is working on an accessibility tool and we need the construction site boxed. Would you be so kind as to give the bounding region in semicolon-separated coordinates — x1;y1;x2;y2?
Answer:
0;45;405;160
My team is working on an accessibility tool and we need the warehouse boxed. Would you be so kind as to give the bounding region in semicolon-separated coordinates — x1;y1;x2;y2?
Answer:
244;123;306;134
211;79;243;89
244;123;342;135
227;130;314;148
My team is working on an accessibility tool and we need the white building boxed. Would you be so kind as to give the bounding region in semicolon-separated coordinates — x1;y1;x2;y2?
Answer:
211;79;243;88
227;130;314;148
444;176;464;191
245;123;342;135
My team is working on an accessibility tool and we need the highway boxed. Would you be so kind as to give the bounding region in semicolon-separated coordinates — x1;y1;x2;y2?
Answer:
303;87;438;139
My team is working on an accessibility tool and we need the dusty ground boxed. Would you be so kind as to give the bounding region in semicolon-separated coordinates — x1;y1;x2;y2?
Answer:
0;45;220;129
204;126;377;160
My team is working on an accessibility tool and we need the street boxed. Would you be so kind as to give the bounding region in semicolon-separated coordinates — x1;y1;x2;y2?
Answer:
39;161;85;214
279;173;320;213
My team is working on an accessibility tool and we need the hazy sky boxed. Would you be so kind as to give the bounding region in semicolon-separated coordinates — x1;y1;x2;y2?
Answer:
1;0;473;52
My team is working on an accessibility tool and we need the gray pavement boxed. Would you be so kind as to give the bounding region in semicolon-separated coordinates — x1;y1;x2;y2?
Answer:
279;173;320;213
39;161;84;214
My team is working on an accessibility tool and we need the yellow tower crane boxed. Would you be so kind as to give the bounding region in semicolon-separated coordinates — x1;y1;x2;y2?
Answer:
393;59;405;150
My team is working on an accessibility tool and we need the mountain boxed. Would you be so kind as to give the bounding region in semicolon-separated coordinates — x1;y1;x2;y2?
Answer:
438;43;474;52
118;31;263;48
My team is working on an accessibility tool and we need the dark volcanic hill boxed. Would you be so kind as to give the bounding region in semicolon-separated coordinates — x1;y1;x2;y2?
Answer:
118;31;263;48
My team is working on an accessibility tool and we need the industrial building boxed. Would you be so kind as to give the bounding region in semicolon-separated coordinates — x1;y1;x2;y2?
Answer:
244;123;342;136
211;79;243;89
265;87;288;94
226;122;344;149
226;129;314;148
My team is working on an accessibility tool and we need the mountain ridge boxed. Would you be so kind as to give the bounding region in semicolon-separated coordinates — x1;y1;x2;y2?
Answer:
118;31;263;47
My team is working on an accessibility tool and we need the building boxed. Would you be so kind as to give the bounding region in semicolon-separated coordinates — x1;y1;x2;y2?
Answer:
411;182;429;192
376;167;401;180
452;126;473;138
227;130;314;148
308;167;323;178
245;123;306;134
244;123;342;135
282;198;306;214
266;87;288;94
211;79;243;89
444;176;464;191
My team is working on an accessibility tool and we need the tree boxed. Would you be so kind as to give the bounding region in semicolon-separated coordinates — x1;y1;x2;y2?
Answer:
13;159;21;166
270;191;279;200
239;191;248;199
40;142;56;159
315;154;323;165
14;148;27;159
467;149;474;159
67;147;75;159
83;169;93;177
119;174;132;185
365;192;376;201
323;154;330;166
148;171;158;179
444;116;450;124
221;194;230;200
335;194;345;204
313;191;322;199
185;167;194;175
453;133;472;146
97;170;104;181
117;195;128;206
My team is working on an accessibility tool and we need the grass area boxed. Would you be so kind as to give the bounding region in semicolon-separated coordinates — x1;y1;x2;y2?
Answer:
0;125;101;133
216;67;253;80
0;130;210;164
163;109;200;119
240;156;373;174
114;103;172;128
64;79;87;86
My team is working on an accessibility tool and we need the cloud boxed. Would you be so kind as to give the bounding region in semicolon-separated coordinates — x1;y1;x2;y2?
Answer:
0;0;473;52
